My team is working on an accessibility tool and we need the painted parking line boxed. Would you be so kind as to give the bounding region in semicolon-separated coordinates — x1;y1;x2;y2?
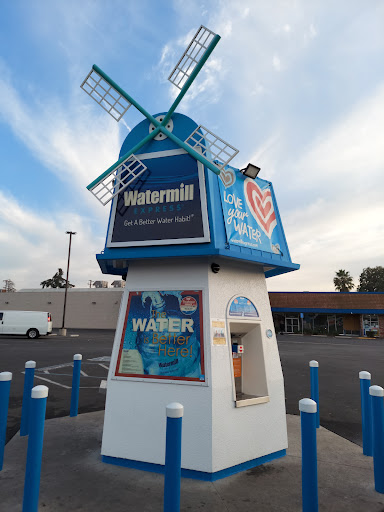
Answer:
32;374;71;389
38;362;74;371
21;357;111;390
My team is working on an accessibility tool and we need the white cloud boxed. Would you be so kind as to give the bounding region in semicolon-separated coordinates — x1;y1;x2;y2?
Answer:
267;85;384;291
272;55;282;71
309;23;317;38
0;191;106;289
294;84;384;189
0;59;122;218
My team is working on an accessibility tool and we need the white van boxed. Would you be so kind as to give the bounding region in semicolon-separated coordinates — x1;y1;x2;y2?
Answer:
0;311;53;339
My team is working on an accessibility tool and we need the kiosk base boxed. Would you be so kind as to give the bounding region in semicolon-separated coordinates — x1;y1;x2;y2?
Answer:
102;449;286;482
101;258;288;475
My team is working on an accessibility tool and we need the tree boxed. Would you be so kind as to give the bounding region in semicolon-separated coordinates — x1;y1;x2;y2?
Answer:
3;279;16;292
40;268;75;289
357;266;384;292
333;269;354;292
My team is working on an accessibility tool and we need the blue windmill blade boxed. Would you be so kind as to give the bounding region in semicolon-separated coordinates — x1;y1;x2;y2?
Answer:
81;68;132;122
168;25;217;90
81;24;240;205
88;154;147;206
162;26;220;127
184;125;239;171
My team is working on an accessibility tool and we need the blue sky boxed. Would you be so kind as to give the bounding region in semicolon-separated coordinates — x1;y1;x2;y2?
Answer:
0;1;383;291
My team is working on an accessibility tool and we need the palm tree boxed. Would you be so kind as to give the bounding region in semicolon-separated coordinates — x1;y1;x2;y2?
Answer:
333;269;354;292
41;268;74;289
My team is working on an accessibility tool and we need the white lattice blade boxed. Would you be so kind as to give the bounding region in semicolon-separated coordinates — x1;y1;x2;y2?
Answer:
89;155;147;206
81;69;131;121
184;125;239;170
168;26;216;90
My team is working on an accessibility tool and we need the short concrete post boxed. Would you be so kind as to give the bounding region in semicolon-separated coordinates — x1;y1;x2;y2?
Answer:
70;354;82;417
300;398;318;512
164;402;183;512
309;361;320;428
370;385;384;493
20;361;36;437
22;385;48;512
0;372;12;471
359;371;372;456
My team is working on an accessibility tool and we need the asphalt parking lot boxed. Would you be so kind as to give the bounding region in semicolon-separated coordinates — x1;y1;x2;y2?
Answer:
1;330;384;447
278;333;384;446
0;329;115;442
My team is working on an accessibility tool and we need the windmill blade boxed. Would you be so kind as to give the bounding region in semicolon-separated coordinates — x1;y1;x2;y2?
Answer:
88;154;147;206
168;26;217;90
81;68;132;121
184;125;239;171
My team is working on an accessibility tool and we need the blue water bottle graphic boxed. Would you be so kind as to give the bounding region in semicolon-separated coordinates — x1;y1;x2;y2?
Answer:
136;291;201;378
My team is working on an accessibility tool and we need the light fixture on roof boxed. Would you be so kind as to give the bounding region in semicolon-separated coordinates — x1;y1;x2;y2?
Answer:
240;163;260;179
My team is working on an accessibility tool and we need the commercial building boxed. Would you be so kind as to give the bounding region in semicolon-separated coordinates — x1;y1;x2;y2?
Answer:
270;292;384;337
1;289;383;337
0;289;123;329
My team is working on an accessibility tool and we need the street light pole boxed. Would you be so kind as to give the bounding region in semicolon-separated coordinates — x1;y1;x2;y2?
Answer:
60;231;76;336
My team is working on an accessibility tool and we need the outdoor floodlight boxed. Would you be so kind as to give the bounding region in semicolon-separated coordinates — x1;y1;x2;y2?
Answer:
240;164;260;180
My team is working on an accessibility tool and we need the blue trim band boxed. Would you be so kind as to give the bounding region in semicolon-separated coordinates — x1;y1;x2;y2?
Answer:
271;307;384;314
102;449;286;482
269;291;384;295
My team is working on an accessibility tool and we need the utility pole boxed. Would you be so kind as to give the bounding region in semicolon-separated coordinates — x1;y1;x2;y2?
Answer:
60;231;76;336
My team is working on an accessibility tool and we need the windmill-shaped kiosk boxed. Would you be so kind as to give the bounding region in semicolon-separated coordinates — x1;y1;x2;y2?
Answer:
81;26;299;480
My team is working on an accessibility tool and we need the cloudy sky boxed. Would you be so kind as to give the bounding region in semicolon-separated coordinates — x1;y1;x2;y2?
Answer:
0;1;383;291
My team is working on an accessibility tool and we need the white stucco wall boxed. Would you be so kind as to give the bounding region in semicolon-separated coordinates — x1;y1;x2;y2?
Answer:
102;259;213;471
208;260;287;471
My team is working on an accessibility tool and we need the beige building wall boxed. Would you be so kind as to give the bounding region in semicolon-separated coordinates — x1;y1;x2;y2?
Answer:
0;289;124;329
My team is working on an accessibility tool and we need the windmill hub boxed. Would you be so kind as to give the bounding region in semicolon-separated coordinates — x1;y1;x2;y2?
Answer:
149;115;174;140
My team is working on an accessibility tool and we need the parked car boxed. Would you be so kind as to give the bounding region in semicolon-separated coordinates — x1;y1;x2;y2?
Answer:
0;311;53;339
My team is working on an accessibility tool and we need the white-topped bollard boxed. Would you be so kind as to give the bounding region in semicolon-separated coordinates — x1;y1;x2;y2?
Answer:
370;385;384;493
0;372;12;471
21;361;36;437
359;371;372;456
70;354;82;417
299;398;318;512
164;403;184;512
22;385;48;512
309;361;319;429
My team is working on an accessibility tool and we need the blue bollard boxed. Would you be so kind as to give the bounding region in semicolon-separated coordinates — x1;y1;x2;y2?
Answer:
70;354;82;417
309;361;320;429
20;361;36;437
164;402;183;512
22;385;48;512
370;385;384;493
0;372;12;471
300;398;318;512
359;371;372;456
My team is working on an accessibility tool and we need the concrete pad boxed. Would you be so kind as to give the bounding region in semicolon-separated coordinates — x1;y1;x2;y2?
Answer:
1;412;384;511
